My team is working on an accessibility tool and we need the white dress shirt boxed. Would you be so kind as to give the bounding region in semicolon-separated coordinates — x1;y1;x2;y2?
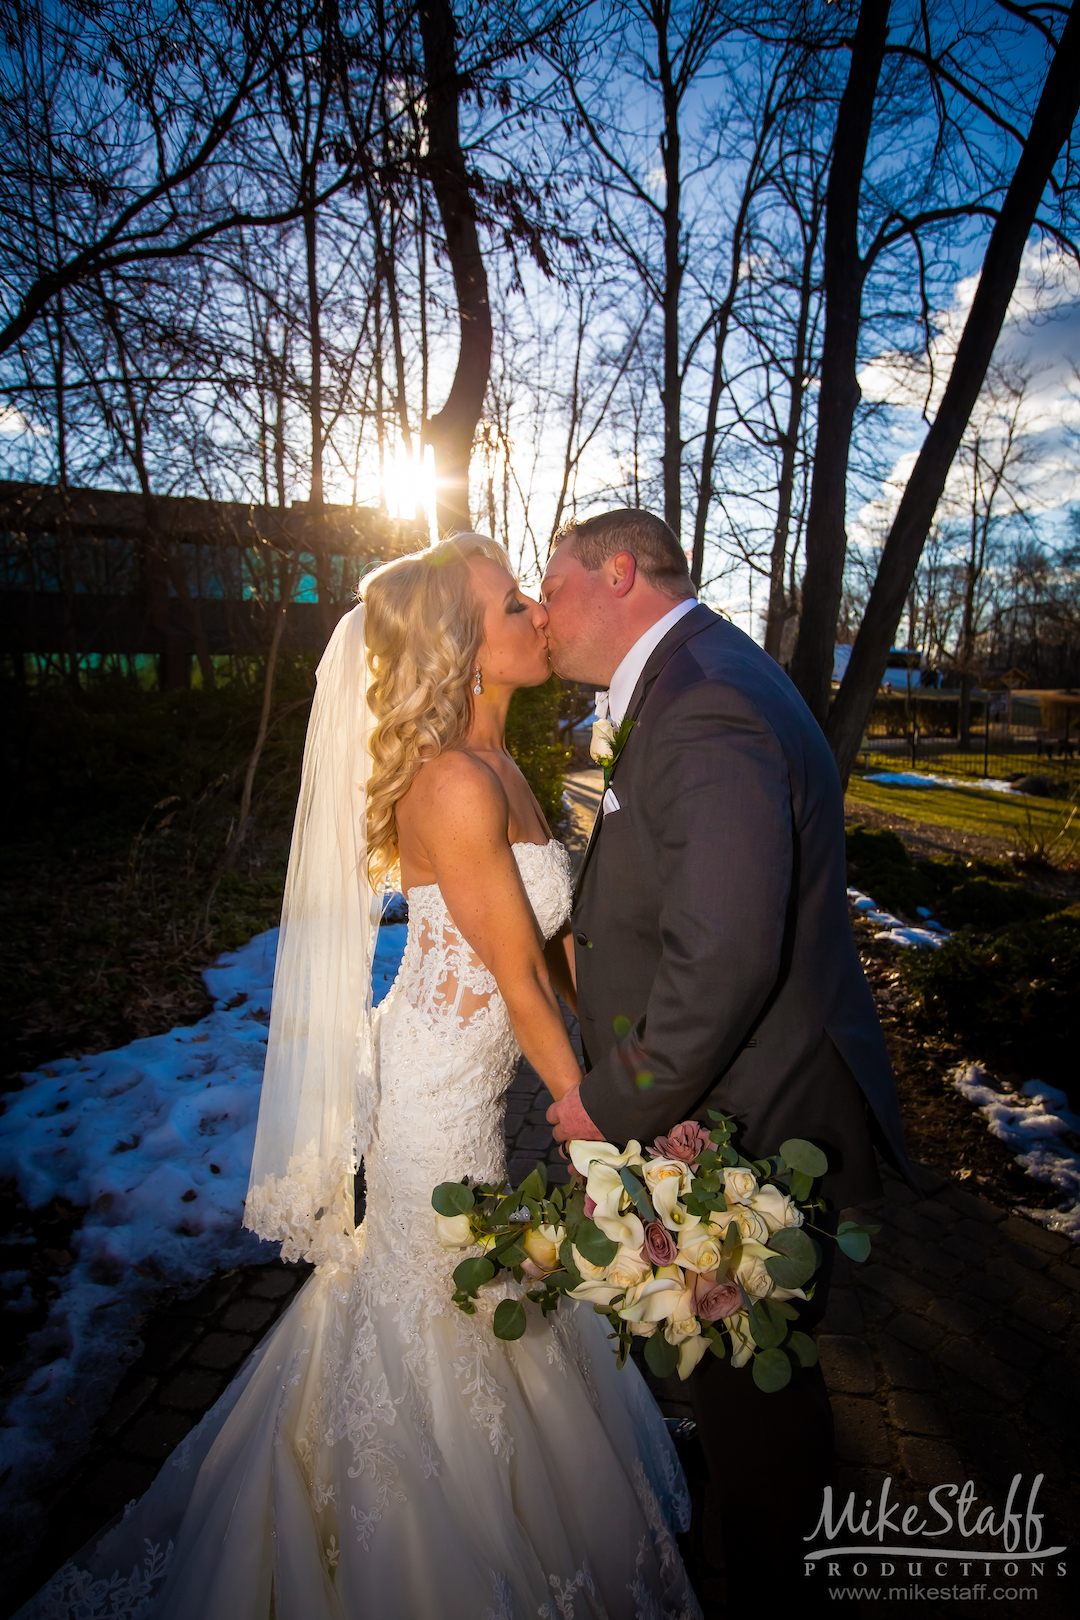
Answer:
597;596;698;725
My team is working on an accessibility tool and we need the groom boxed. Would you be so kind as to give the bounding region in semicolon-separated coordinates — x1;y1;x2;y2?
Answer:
541;509;910;1601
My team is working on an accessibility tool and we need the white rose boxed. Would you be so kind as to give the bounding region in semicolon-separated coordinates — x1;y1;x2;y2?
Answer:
568;1139;645;1176
642;1158;692;1199
590;718;617;763
435;1213;473;1250
651;1175;702;1235
734;1252;774;1301
712;1205;770;1246
750;1184;803;1232
630;1319;660;1338
677;1228;723;1274
604;1246;652;1291
723;1167;759;1206
663;1301;701;1346
594;1210;645;1251
521;1224;561;1275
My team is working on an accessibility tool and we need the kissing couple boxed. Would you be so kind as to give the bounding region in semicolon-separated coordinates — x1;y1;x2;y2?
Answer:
24;509;909;1620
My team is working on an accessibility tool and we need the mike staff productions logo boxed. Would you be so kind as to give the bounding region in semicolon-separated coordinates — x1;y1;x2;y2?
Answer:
803;1473;1068;1602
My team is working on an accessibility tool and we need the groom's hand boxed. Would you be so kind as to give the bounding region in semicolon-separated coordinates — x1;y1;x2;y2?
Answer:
547;1084;605;1145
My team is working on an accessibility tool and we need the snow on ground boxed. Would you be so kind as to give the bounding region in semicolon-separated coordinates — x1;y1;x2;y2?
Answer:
0;919;408;1533
847;887;951;949
848;887;1080;1243
865;769;1022;795
952;1067;1080;1242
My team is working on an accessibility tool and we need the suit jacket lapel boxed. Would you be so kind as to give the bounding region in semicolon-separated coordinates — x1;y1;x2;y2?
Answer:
572;602;719;901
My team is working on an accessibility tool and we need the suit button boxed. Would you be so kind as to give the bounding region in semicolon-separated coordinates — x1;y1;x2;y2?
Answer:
575;931;588;946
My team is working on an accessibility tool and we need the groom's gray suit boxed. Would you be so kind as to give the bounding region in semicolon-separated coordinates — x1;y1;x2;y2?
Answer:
574;601;909;1202
571;602;910;1607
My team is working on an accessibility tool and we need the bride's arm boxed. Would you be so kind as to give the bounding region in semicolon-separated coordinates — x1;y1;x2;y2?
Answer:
544;926;577;1015
410;754;582;1101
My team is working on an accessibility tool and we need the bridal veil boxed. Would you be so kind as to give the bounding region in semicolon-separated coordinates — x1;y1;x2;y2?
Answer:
243;603;381;1267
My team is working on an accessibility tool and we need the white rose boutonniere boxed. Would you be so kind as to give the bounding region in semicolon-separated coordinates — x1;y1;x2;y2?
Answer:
589;714;635;786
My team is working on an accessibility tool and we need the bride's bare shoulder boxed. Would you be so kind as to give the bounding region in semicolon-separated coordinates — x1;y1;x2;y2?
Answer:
399;749;507;838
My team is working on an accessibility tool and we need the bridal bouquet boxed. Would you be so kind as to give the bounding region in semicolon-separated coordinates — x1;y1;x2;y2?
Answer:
432;1113;877;1393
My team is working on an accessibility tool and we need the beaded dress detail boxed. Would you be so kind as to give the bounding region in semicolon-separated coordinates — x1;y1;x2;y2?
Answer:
21;841;700;1620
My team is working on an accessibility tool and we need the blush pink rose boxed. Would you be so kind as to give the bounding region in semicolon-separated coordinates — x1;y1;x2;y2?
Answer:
647;1120;711;1169
693;1270;743;1321
642;1219;678;1266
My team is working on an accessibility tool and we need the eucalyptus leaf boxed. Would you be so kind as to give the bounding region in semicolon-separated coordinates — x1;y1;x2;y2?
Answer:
787;1330;819;1368
763;1226;818;1289
789;1169;813;1202
452;1256;495;1295
492;1299;527;1341
558;1237;584;1288
431;1180;475;1217
779;1139;828;1178
747;1299;787;1349
752;1346;792;1392
704;1323;727;1360
836;1227;872;1263
619;1166;655;1221
644;1332;680;1379
574;1219;619;1268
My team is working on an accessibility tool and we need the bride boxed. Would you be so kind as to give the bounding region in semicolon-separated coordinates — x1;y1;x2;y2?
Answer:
24;536;700;1620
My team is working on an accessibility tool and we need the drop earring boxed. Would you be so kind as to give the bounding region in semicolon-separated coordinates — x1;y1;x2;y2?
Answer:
473;664;483;696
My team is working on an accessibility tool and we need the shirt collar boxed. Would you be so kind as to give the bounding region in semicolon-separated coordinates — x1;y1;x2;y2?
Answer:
603;596;698;726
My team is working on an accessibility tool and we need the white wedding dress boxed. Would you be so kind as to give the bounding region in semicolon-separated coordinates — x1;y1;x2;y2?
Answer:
23;840;701;1620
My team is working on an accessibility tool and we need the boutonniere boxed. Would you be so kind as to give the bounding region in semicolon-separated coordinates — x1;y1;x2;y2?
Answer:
590;714;635;787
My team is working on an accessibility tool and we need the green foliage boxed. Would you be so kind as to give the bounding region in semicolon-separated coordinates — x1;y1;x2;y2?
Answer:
751;1347;791;1392
845;824;1055;930
493;1299;528;1341
845;824;937;918
899;906;1080;1083
505;676;572;831
763;1227;818;1289
933;875;1055;930
644;1332;680;1379
779;1139;828;1179
432;1181;475;1217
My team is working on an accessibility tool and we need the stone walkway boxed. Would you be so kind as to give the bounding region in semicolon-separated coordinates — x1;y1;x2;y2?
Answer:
5;1058;1078;1618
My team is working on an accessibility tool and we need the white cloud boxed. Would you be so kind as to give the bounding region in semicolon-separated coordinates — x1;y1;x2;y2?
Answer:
854;244;1080;539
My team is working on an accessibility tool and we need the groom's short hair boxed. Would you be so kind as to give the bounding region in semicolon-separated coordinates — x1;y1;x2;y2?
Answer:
553;509;693;597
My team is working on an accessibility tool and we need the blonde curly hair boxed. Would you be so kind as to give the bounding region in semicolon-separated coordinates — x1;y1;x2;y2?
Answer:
361;533;513;888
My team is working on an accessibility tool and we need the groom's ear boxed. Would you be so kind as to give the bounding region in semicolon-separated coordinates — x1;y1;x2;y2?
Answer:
608;551;637;598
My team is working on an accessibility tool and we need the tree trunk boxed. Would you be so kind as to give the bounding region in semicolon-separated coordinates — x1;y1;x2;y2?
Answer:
658;30;684;540
418;0;492;532
304;179;331;623
788;0;891;723
827;2;1080;783
764;208;819;660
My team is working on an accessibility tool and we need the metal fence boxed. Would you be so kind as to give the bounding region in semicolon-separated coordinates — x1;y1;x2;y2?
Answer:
856;691;1078;790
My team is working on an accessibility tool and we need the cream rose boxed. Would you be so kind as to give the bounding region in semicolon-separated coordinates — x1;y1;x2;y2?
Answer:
521;1224;561;1277
677;1228;724;1274
723;1167;759;1205
642;1157;692;1199
651;1176;702;1235
712;1205;770;1246
604;1246;652;1291
750;1184;803;1232
734;1251;775;1301
662;1300;701;1346
434;1213;473;1249
629;1319;660;1338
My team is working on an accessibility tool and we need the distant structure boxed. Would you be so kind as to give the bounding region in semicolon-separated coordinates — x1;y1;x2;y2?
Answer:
0;481;421;686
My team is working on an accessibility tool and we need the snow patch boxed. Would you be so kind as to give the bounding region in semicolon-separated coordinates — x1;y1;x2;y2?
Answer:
865;769;1020;795
952;1066;1080;1242
0;918;408;1534
847;887;951;949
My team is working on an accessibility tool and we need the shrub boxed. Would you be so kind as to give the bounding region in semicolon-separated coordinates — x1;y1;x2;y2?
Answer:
932;875;1055;930
845;825;937;918
506;676;572;832
899;907;1080;1084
